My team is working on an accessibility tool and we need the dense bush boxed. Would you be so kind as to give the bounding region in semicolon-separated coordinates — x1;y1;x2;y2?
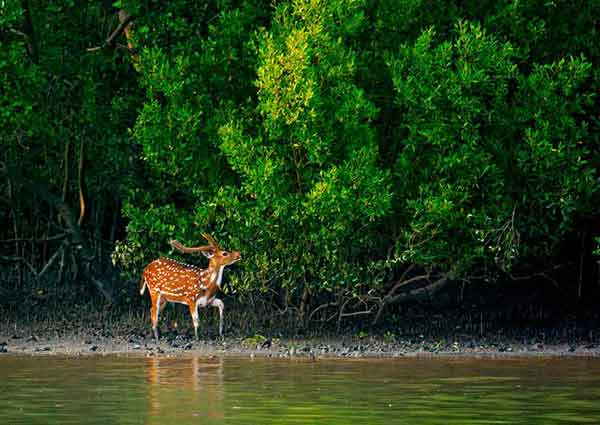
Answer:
2;0;599;323
388;22;596;274
1;1;139;303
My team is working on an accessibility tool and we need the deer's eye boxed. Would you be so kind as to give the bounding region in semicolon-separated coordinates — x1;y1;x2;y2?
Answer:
222;251;229;256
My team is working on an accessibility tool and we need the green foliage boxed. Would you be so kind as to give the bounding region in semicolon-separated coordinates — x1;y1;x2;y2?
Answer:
116;0;599;314
223;0;391;298
1;1;139;295
383;331;396;343
387;22;596;274
242;333;267;347
121;0;392;305
3;0;600;321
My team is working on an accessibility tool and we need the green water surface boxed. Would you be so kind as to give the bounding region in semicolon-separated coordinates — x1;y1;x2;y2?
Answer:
1;355;599;424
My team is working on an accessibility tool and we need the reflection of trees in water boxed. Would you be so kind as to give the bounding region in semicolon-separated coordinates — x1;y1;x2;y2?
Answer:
145;355;224;424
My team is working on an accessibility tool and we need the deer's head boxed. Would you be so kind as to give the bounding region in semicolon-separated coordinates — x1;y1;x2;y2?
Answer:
169;233;241;269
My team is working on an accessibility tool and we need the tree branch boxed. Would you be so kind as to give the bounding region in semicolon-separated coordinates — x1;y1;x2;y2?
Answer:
340;308;375;318
308;302;338;321
91;277;114;305
385;273;432;299
0;233;67;243
77;139;86;226
386;277;449;305
507;264;565;287
0;255;38;275
19;0;38;62
373;276;449;325
87;13;136;52
37;246;64;279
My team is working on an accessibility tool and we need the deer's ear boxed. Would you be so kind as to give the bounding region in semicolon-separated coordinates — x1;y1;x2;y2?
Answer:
201;249;215;259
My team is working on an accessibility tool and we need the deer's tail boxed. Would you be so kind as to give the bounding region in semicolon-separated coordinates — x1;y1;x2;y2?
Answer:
140;274;147;295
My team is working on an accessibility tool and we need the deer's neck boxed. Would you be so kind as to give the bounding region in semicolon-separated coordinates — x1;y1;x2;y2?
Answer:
208;264;224;288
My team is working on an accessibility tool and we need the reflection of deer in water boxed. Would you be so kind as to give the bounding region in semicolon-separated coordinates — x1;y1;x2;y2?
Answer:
140;233;241;339
146;355;224;423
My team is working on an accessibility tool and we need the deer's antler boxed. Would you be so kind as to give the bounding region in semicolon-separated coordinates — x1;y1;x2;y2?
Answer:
201;233;220;248
169;240;214;254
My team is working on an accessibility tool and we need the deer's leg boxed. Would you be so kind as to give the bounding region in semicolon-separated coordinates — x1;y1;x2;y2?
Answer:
149;293;157;340
158;297;167;313
140;275;147;295
211;298;225;337
152;292;162;341
188;302;199;340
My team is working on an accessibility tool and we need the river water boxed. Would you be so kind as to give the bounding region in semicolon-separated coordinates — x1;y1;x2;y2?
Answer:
1;355;599;424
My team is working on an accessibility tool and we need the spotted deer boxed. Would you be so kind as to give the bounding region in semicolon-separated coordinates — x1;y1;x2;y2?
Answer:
140;233;241;340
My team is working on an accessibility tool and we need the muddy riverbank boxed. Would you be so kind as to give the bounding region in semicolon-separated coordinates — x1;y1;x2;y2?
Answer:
1;326;599;358
2;301;600;358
